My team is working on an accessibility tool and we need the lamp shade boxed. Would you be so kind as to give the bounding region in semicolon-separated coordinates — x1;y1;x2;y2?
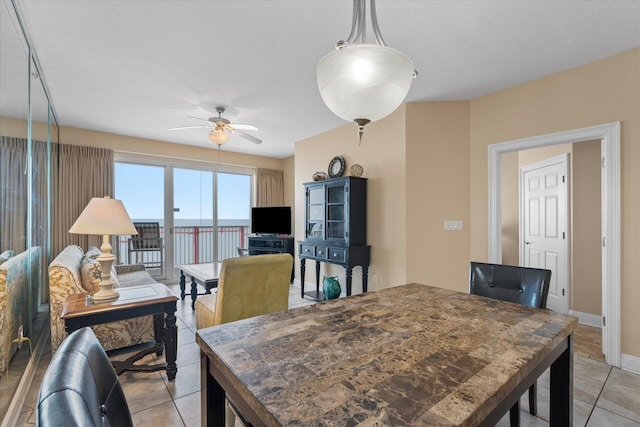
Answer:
317;44;415;124
209;128;230;145
69;196;138;236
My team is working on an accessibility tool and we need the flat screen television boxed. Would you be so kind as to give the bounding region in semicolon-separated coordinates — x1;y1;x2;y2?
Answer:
251;206;292;236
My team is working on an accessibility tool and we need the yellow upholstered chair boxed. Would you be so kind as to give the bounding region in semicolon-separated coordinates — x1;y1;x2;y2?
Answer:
195;253;293;330
195;253;293;427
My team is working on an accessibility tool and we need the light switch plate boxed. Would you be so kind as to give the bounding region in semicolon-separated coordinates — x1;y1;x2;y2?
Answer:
444;220;463;231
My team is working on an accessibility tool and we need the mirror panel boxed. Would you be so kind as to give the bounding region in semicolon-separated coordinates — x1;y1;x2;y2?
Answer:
0;1;55;422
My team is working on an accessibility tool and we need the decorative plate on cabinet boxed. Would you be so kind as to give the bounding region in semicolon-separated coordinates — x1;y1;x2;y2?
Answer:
312;171;328;181
328;156;345;178
350;164;364;177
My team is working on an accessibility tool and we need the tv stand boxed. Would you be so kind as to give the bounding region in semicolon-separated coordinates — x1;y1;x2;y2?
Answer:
248;235;295;282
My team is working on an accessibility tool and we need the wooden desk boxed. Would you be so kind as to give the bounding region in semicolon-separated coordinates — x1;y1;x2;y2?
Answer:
177;262;221;310
197;283;577;426
61;283;178;380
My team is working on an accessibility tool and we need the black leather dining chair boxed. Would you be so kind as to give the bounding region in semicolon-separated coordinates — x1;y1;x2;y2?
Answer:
37;327;133;427
469;261;552;427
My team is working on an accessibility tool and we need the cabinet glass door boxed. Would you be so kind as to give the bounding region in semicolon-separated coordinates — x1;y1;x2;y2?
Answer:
307;187;324;238
326;184;346;239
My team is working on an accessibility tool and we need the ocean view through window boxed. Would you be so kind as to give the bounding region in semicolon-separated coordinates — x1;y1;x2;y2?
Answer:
115;162;252;279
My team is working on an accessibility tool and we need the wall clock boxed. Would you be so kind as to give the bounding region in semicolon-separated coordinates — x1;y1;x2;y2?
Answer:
328;156;345;178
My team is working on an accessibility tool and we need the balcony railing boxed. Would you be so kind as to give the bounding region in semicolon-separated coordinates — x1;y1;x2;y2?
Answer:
117;225;249;274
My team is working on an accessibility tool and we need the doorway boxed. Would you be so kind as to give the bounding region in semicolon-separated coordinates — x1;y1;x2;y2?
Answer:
487;122;621;367
520;154;570;314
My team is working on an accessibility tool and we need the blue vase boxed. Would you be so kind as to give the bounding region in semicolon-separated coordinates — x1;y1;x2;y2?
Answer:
322;276;341;300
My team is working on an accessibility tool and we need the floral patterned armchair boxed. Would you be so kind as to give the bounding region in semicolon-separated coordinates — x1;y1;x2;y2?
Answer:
49;245;156;352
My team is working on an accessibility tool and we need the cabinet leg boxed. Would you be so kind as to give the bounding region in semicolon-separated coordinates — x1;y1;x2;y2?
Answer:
362;266;369;293
300;259;306;298
346;267;353;296
315;261;321;294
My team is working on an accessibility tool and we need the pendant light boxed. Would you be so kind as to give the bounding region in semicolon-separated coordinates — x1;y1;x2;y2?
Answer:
317;0;416;144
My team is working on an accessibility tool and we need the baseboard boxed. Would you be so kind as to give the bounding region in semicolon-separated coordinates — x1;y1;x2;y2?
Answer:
621;354;640;375
1;322;50;427
569;310;602;328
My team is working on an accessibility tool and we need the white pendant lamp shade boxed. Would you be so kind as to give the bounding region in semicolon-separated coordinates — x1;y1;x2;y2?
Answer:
317;44;415;124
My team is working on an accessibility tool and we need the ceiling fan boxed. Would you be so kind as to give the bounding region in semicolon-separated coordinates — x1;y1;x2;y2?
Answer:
168;107;262;145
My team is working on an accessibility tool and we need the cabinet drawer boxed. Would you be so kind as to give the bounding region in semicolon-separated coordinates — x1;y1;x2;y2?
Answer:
315;246;328;259
328;248;346;263
300;245;314;256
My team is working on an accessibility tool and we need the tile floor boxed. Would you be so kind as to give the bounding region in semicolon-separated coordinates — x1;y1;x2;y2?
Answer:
14;284;640;426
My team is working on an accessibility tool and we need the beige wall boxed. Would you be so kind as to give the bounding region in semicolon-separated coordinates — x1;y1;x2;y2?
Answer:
572;140;602;315
501;151;519;265
0;116;49;140
0;118;287;172
469;49;639;357
60;125;286;171
294;107;407;292
406;102;470;293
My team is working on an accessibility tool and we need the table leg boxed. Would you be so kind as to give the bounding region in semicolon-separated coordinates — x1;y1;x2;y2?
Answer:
191;276;198;310
153;313;164;356
164;303;178;381
549;335;573;426
180;270;186;300
315;260;321;294
362;265;369;293
202;352;226;427
300;258;306;298
346;267;353;296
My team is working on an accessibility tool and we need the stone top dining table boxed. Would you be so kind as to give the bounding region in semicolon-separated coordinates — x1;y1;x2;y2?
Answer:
196;283;577;426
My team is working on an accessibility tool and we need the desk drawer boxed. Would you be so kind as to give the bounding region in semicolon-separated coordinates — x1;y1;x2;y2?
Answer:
300;244;314;256
328;248;346;263
315;246;328;259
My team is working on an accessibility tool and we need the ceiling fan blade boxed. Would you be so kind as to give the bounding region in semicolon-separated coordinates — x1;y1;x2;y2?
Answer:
186;115;211;123
232;128;262;144
168;125;211;131
231;123;258;131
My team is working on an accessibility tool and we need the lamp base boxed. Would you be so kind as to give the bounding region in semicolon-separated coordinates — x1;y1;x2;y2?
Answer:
92;285;120;303
94;245;119;302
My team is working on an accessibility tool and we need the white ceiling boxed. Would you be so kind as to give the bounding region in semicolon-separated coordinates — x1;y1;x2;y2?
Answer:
2;1;639;159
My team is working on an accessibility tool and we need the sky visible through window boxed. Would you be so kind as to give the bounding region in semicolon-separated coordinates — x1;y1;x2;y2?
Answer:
115;163;250;226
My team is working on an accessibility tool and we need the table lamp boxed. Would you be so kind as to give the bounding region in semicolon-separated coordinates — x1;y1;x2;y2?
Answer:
69;196;138;302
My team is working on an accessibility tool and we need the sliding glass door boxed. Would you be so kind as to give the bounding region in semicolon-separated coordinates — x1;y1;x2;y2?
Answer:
173;168;214;265
115;160;253;280
217;172;251;260
114;163;166;278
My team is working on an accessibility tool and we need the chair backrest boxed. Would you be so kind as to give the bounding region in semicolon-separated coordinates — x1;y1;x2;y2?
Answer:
236;247;249;257
215;253;293;325
37;327;133;427
131;222;162;250
469;262;551;309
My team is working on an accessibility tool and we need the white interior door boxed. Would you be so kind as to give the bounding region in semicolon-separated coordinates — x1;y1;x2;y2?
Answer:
520;154;569;313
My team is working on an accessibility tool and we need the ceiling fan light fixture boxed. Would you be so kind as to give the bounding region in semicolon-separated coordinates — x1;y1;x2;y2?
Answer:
208;128;230;145
316;0;416;144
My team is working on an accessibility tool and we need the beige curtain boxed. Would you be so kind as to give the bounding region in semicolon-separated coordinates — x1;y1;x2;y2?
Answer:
0;136;29;252
1;136;50;301
51;144;114;256
256;168;284;207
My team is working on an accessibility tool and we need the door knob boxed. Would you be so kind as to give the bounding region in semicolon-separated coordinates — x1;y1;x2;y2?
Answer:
525;241;533;245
